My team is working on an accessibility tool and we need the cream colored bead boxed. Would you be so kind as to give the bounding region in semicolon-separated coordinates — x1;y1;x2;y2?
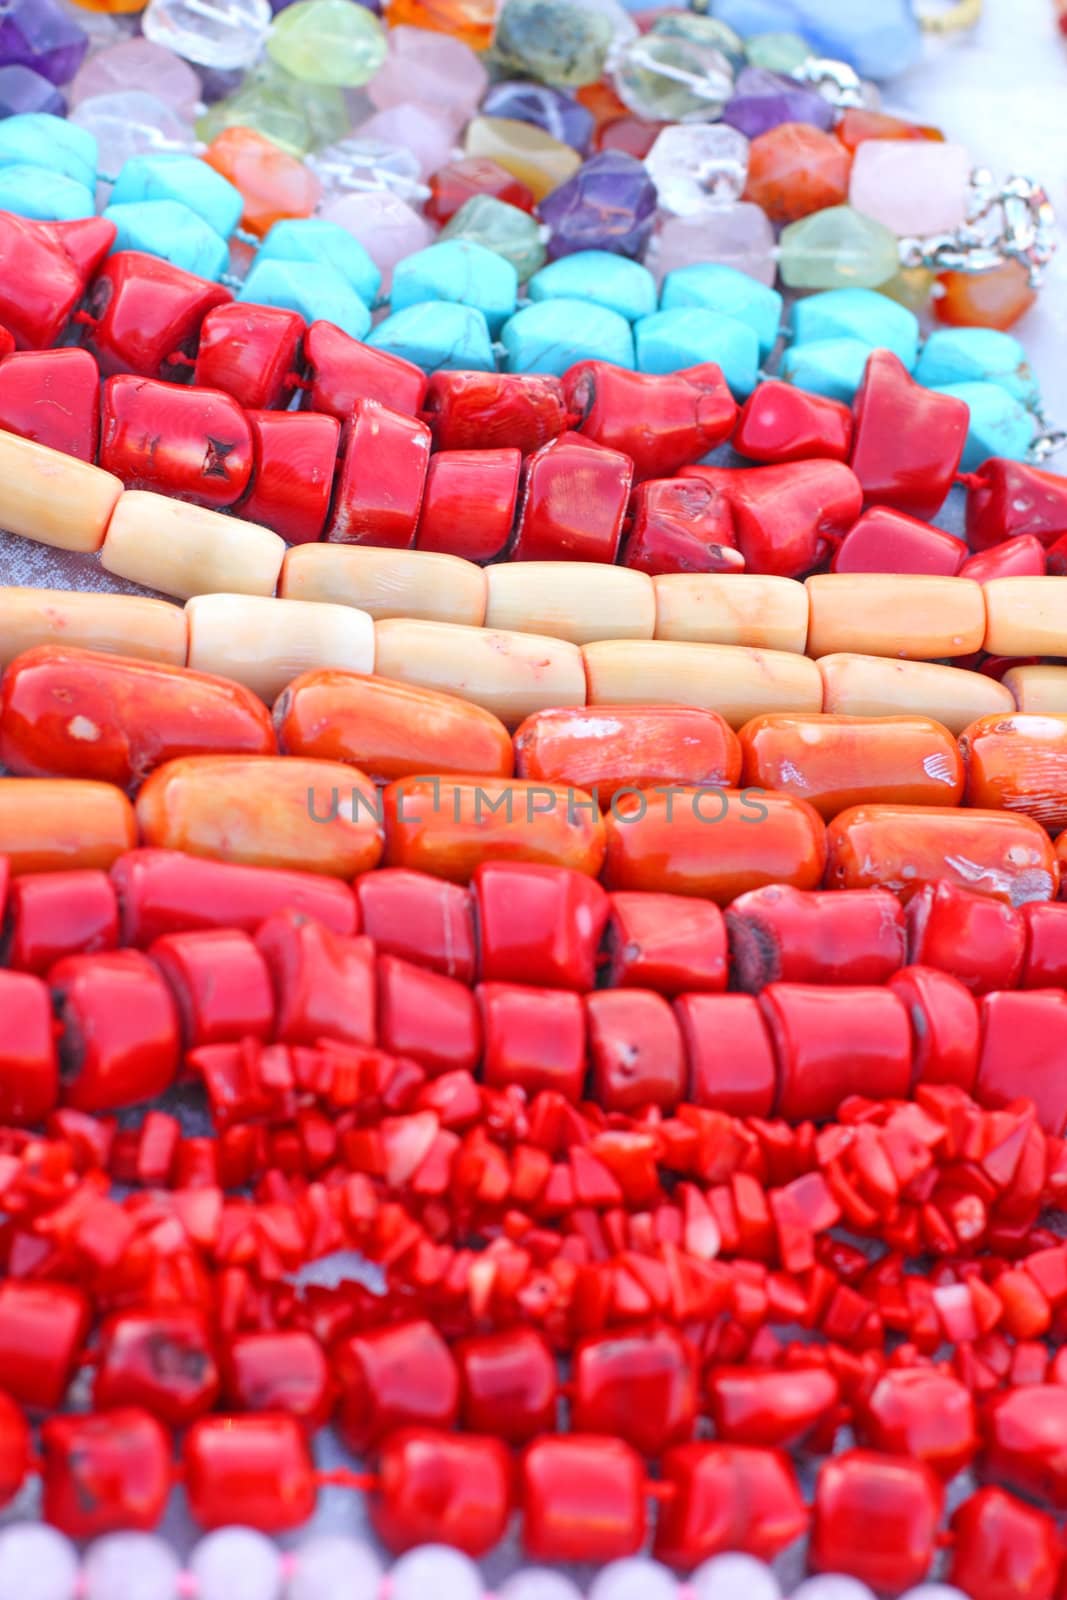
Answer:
818;652;1013;735
653;574;809;653
281;544;487;626
983;577;1067;656
186;594;376;704
484;563;656;645
100;492;285;601
374;618;585;728
582;638;823;727
0;431;123;554
805;574;985;659
1002;664;1067;715
0;587;187;668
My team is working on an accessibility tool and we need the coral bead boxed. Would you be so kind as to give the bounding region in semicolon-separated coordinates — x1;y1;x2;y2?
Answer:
572;1328;698;1457
183;1414;317;1532
372;1430;513;1556
810;1451;942;1593
949;1488;1062;1600
0;1281;89;1410
706;1367;840;1450
203;128;321;239
223;1332;332;1431
42;1410;171;1538
0;1392;29;1508
474;860;609;990
853;1368;977;1479
50;948;181;1112
334;1321;459;1457
654;1444;808;1567
94;1309;220;1428
522;1436;646;1564
456;1329;558;1444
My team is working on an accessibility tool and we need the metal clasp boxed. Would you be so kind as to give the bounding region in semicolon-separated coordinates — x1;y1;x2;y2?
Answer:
790;56;869;110
899;170;1058;287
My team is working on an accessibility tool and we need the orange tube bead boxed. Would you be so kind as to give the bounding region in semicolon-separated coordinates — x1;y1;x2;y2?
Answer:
513;705;742;808
960;713;1067;835
382;777;606;884
136;756;384;878
825;805;1058;906
0;779;136;874
0;647;276;790
602;788;826;903
274;670;514;783
739;713;963;820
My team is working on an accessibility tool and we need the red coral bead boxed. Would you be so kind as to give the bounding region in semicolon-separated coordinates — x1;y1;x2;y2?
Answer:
183;1413;317;1532
0;347;100;460
240;409;340;546
456;1329;558;1444
193;301;305;411
963;535;1046;580
512;432;633;563
682;460;862;579
254;910;376;1048
1021;901;1067;987
906;879;1026;994
949;1487;1062;1600
474;860;609;990
416;448;522;563
50;949;180;1112
604;890;728;994
378;952;481;1075
42;1409;172;1537
571;1327;698;1456
354;867;475;982
334;1320;459;1457
82;250;231;380
849;350;969;520
983;1386;1067;1508
325;399;431;548
514;705;742;807
707;1366;840;1449
223;1331;332;1430
888;964;979;1093
0;969;58;1123
478;982;586;1101
622;477;743;576
654;1442;808;1566
422;370;567;455
562;361;737;482
94;1308;220;1428
0;213;115;350
964;457;1067;551
975;990;1067;1135
372;1429;513;1556
303;319;427;418
811;1450;942;1591
675;992;777;1116
0;1282;89;1410
0;1391;29;1507
100;374;254;508
733;380;852;465
149;929;275;1047
854;1366;977;1478
522;1436;646;1563
726;884;906;990
585;988;687;1112
4;869;118;975
832;505;966;576
761;983;912;1122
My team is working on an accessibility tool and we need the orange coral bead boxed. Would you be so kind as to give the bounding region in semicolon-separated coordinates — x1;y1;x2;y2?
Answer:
385;0;496;48
202;130;320;240
836;109;944;151
935;261;1037;332
576;81;631;129
743;122;852;225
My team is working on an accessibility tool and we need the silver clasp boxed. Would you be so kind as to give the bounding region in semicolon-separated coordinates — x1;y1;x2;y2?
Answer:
790;56;869;110
899;170;1058;287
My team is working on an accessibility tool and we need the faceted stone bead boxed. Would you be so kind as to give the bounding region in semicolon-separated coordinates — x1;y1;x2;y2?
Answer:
356;102;455;181
368;25;487;124
745;30;812;72
83;1533;182;1600
368;300;495;370
104;198;230;278
712;0;920;80
539;150;656;260
197;57;347;158
528;250;656;322
70;39;200;118
635;307;759;395
197;65;245;103
595;116;665;159
440;194;546;281
392;239;517;333
482;82;594;153
837;108;943;151
660;262;782;356
501;297;635;375
259;216;381;302
310;135;423;203
722;66;834;138
612;33;734;123
385;0;496;49
0;113;95;187
650;203;776;287
0;65;66;118
494;0;612;89
203;126;321;237
780;336;871;403
654;12;745;67
645;123;748;216
878;265;937;315
915;327;1038;407
465;115;582;202
110;153;244;239
0;165;94;219
240;257;372;337
0;1524;80;1600
320;187;433;290
267;0;387;86
849;140;970;237
934;260;1036;331
0;0;88;87
71;92;196;187
791;287;919;367
427;157;535;225
142;0;272;71
289;1537;384;1600
577;79;629;129
938;381;1034;471
779;205;900;291
744;121;851;224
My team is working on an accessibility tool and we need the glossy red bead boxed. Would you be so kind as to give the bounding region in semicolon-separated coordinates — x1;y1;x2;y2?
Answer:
4;868;118;975
415;447;522;562
982;1385;1067;1508
854;1367;977;1478
422;369;567;455
254;911;375;1048
604;890;728;994
50;948;181;1112
149;928;275;1047
572;1327;697;1456
949;1487;1063;1600
963;535;1047;580
707;1366;840;1449
334;1320;459;1457
0;968;58;1123
474;860;609;990
512;431;633;563
849;350;969;520
100;374;254;508
562;361;737;482
42;1409;171;1537
1021;901;1067;987
727;884;905;991
622;476;742;576
303;319;427;418
585;988;687;1112
240;409;340;545
223;1331;332;1429
82;250;231;380
426;156;536;223
373;1429;513;1555
810;1450;942;1591
193;300;305;411
326;398;431;547
378;952;480;1075
0;347;100;459
906;878;1025;994
733;380;852;464
0;1391;29;1508
0;1281;90;1409
682;460;863;579
0;213;115;350
889;964;980;1093
654;1442;808;1566
831;505;966;575
354;867;475;982
456;1328;558;1443
761;983;912;1121
964;457;1067;550
478;981;586;1101
94;1308;220;1428
522;1436;646;1563
976;989;1067;1135
675;992;777;1116
183;1413;317;1531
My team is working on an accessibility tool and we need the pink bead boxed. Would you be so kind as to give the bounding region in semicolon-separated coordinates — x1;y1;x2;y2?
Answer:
691;1556;781;1600
390;1547;483;1600
320;190;435;292
357;104;457;181
898;1590;970;1600
0;1525;78;1600
790;1581;876;1600
83;1534;181;1600
288;1537;383;1600
70;39;201;120
367;27;488;125
848;143;971;238
589;1560;678;1600
188;1529;283;1600
499;1574;584;1600
650;205;776;286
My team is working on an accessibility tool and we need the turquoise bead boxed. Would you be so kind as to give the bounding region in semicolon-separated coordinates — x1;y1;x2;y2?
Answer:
915;328;1039;409
0;165;93;221
104;200;229;281
935;381;1035;472
780;336;871;403
109;154;243;242
258;218;381;308
500;298;634;376
368;302;496;373
0;114;96;188
635;307;759;397
790;287;919;369
390;240;518;337
659;263;782;359
238;259;371;341
527;251;657;324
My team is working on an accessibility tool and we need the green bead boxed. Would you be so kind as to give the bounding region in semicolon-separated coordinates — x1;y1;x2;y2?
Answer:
441;194;546;282
744;30;813;72
196;59;347;157
493;0;613;88
612;33;734;122
779;206;900;292
267;0;387;88
652;12;746;71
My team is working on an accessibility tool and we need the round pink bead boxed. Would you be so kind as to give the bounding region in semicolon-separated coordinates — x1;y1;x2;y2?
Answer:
188;1529;284;1600
288;1536;383;1600
0;1525;79;1600
589;1560;678;1600
791;1580;876;1600
390;1546;483;1600
83;1534;180;1600
899;1589;970;1600
499;1573;584;1600
691;1555;781;1600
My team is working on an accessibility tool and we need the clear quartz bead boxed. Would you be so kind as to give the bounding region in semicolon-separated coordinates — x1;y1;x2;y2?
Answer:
612;33;733;122
189;1529;284;1600
645;124;749;216
287;1537;384;1600
0;1525;79;1600
83;1534;181;1600
71;89;197;194
142;0;272;71
691;1555;782;1600
309;135;424;202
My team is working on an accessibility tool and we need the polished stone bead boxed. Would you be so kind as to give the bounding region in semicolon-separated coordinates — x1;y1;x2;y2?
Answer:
779;204;900;290
849;140;971;237
644;123;748;215
70;39;200;119
937;380;1034;471
110;153;244;238
500;1575;584;1600
196;65;245;103
722;65;834;138
369;300;495;370
539;149;656;260
104;198;230;278
0;0;88;87
0;164;94;218
878;266;937;316
267;0;387;86
357;102;456;180
0;112;95;186
392;238;517;332
745;30;811;72
744;120;851;223
203;125;321;237
711;0;920;80
589;1561;677;1600
915;328;1038;407
310;134;423;203
528;250;656;322
635;307;758;395
0;65;66;118
385;0;496;49
142;0;272;71
197;57;347;157
502;296;634;374
780;336;871;402
189;1529;284;1600
934;260;1036;332
440;193;546;280
660;261;782;356
0;1524;80;1600
72;91;196;184
612;32;733;122
321;186;433;290
654;11;744;67
392;1547;483;1600
288;1537;383;1600
368;24;487;124
259;216;381;302
83;1533;182;1600
427;156;536;225
465;114;582;202
691;1554;781;1600
482;82;594;152
791;287;919;367
494;0;612;88
240;256;372;336
650;202;775;286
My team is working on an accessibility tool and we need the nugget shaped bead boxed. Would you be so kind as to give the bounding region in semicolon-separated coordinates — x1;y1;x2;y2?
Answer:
0;428;123;552
101;492;285;601
522;1438;646;1564
50;949;180;1112
514;705;741;805
326;401;432;549
241;410;340;547
374;620;586;727
383;777;605;883
485;563;655;644
818;653;1013;735
512;432;633;564
185;594;374;705
0;778;136;873
0;1282;89;1411
183;1415;317;1532
652;574;809;652
889;965;979;1093
806;575;985;659
416;448;522;563
334;1321;459;1457
826;805;1058;905
583;639;823;727
474;860;608;990
0;970;58;1123
0;588;186;669
373;1432;513;1557
282;545;486;627
654;1444;808;1568
562;360;737;482
42;1410;172;1539
739;713;963;818
811;1452;942;1594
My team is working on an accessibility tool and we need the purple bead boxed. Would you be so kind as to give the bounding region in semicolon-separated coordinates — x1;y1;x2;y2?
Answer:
721;65;834;138
539;149;656;261
481;81;594;153
0;0;88;88
196;65;247;104
0;62;65;117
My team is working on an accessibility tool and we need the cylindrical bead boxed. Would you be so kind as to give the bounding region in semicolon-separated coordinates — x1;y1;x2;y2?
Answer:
761;983;913;1120
0;588;186;669
583;639;823;727
521;1437;646;1564
652;574;809;653
100;375;253;509
282;545;487;627
183;1415;317;1533
514;705;741;806
805;574;985;659
3;869;118;976
41;1410;171;1539
975;990;1067;1136
474;860;609;990
101;491;285;601
240;410;340;547
374;620;586;727
726;884;906;990
984;577;1067;655
906;879;1025;994
606;892;728;995
1002;665;1067;714
484;562;655;645
675;992;776;1115
825;805;1059;905
0;1281;89;1410
654;1443;808;1567
149;929;275;1048
416;448;522;563
383;777;605;883
960;712;1067;833
0;970;58;1123
0;778;136;873
0;430;123;553
372;1431;512;1557
185;594;375;705
818;652;1013;734
355;868;476;982
889;967;979;1093
50;949;181;1112
810;1451;942;1594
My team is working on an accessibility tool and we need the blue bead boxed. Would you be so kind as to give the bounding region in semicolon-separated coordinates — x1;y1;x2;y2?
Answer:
790;288;919;369
635;307;759;396
915;328;1039;410
390;240;518;336
659;262;782;358
935;381;1035;472
710;0;920;78
368;302;496;373
500;298;634;376
0;111;95;186
780;337;872;403
0;163;92;219
527;250;657;323
109;153;243;241
258;218;381;308
104;199;229;282
238;259;371;341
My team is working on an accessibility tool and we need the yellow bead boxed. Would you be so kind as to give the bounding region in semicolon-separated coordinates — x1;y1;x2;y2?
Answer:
464;116;582;202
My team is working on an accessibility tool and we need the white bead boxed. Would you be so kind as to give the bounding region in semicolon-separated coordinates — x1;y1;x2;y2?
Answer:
589;1559;678;1600
142;0;272;69
499;1573;584;1600
189;1528;285;1600
791;1579;877;1600
0;1525;79;1600
691;1554;782;1600
898;1589;970;1600
84;1534;181;1600
390;1545;484;1600
287;1536;383;1600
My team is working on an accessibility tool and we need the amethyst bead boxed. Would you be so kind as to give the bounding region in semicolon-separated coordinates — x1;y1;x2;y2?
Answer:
721;65;834;138
481;82;594;153
0;63;65;117
0;0;88;87
539;150;657;261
